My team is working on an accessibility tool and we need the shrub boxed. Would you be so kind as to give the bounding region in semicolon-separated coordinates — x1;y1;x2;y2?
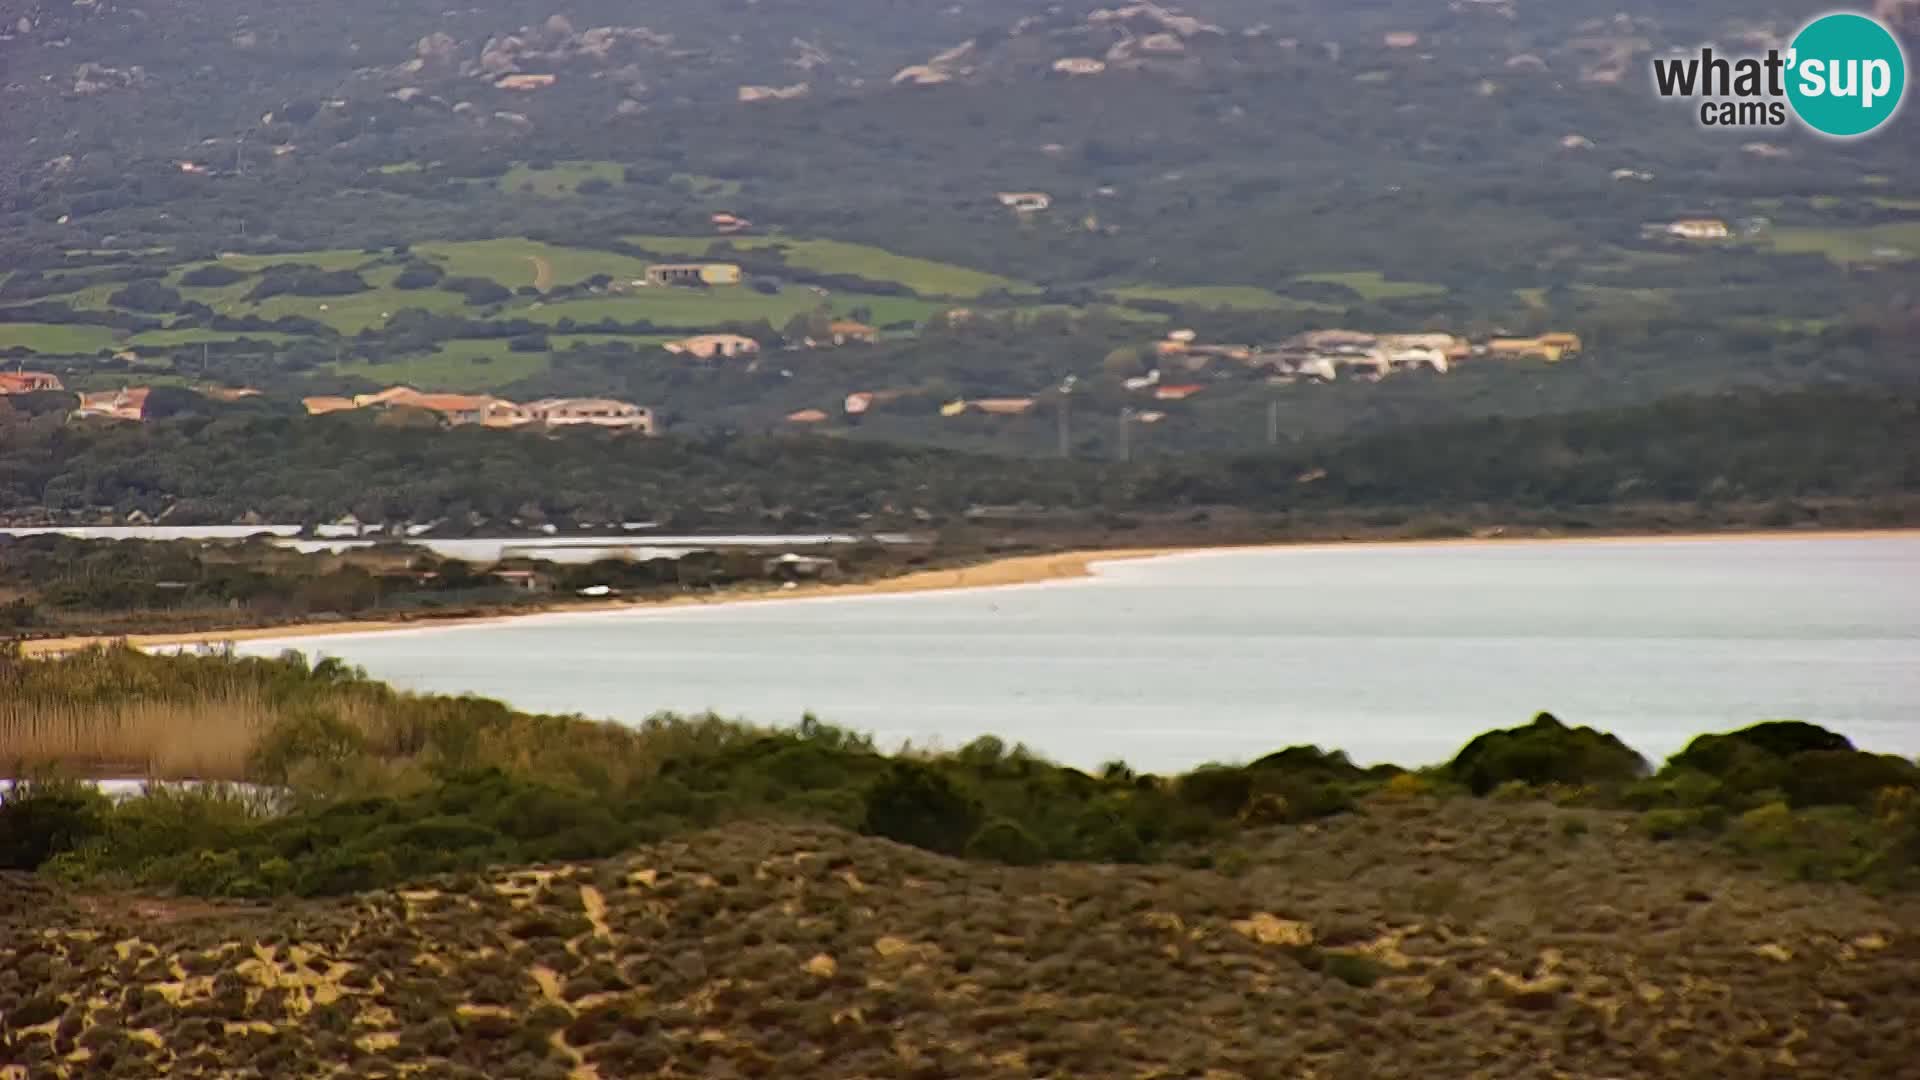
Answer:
392;263;445;290
446;277;513;306
965;818;1043;866
1661;723;1912;812
250;710;368;783
179;265;248;288
1639;807;1714;841
1248;745;1365;780
1779;751;1919;810
1382;772;1430;799
1669;721;1853;773
1621;768;1724;811
107;280;184;313
1175;767;1253;817
1447;713;1649;796
0;779;109;870
244;267;370;301
861;762;980;856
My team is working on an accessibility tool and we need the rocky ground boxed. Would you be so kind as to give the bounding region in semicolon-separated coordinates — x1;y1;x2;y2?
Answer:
4;796;1918;1079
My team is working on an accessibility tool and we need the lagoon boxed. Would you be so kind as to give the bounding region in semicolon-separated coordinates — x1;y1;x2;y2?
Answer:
236;535;1920;773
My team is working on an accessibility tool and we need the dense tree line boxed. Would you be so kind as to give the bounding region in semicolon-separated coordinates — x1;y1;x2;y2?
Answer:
0;387;1912;527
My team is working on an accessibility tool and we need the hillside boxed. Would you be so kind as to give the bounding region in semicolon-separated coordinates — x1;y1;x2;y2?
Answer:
2;1;1917;453
5;809;1918;1078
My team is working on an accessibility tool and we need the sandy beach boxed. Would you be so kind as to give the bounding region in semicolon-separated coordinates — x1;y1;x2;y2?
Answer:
17;547;1182;657
19;527;1915;657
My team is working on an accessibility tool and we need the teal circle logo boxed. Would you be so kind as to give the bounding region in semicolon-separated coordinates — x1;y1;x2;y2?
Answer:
1787;13;1907;137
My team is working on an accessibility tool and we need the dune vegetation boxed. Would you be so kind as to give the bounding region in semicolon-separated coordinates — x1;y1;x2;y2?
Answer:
2;647;1918;1077
2;645;1917;902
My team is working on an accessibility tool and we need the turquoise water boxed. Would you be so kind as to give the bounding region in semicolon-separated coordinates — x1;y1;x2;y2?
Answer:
238;536;1920;772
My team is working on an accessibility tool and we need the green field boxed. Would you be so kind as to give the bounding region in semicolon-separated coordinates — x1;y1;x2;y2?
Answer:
0;323;119;354
253;279;472;333
1111;285;1340;312
415;239;655;292
630;235;1033;298
212;249;380;273
333;339;549;391
162;267;461;334
1294;271;1447;302
1763;223;1920;264
499;161;625;197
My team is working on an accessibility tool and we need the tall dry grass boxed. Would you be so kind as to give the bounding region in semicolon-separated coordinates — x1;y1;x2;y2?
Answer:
0;690;280;781
0;645;771;793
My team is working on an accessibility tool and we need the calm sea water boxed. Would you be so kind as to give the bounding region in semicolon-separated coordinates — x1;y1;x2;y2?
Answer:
236;536;1920;773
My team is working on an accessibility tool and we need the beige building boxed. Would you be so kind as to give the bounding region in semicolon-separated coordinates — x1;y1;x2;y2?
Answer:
0;371;63;394
303;396;359;416
645;263;742;287
1665;219;1731;241
664;333;760;360
524;398;656;434
72;388;151;422
828;320;878;345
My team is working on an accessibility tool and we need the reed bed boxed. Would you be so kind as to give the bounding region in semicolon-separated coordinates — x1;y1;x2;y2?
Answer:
0;692;278;781
0;644;767;790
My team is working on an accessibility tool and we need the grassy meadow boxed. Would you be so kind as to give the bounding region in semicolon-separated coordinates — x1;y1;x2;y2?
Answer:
629;235;1035;298
0;323;119;355
498;160;625;197
1761;222;1920;265
333;340;552;390
1293;271;1448;302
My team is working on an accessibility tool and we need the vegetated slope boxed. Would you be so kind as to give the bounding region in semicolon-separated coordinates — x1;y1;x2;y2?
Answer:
4;806;1917;1079
0;387;1914;525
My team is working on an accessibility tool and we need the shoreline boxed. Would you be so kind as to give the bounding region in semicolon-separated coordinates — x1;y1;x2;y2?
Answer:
20;526;1918;656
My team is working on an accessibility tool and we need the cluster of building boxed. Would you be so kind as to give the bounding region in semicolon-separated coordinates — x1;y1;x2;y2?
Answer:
302;387;656;433
782;323;1583;428
661;319;876;361
2;375;266;422
1151;327;1583;384
0;370;64;395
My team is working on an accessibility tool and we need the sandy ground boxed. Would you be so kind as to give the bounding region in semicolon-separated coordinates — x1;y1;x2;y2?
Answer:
19;528;1915;657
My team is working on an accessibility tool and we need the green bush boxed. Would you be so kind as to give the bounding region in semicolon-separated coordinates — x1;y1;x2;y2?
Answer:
1175;767;1253;817
1639;807;1713;841
965;818;1044;866
861;762;982;856
1669;721;1854;773
1659;722;1914;812
1779;751;1919;810
1448;713;1649;796
1247;745;1366;780
0;779;110;870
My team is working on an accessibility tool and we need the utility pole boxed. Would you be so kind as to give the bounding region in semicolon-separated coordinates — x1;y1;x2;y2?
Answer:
1117;408;1132;463
1055;375;1077;459
1266;398;1280;448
